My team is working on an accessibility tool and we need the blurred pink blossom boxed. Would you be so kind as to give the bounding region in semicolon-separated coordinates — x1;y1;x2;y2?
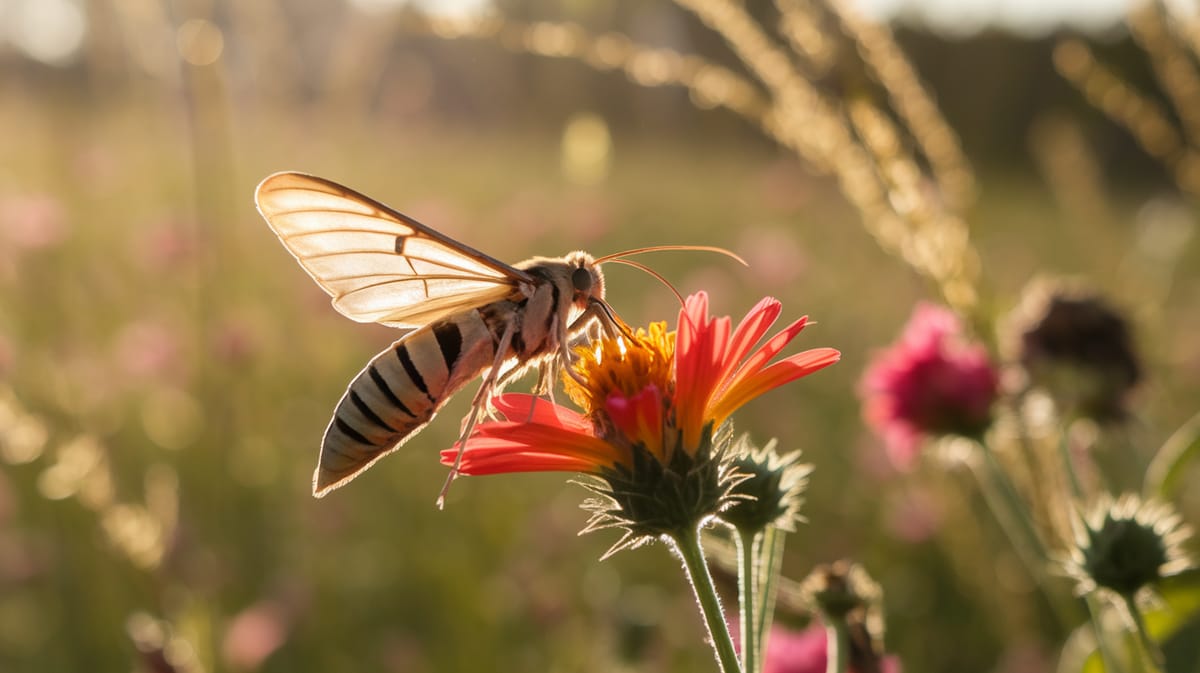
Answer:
762;623;902;673
756;159;814;213
221;600;289;671
72;144;121;191
738;227;808;287
115;320;183;382
136;218;196;272
0;331;12;380
883;487;944;543
495;189;555;251
0;471;13;527
211;317;262;365
860;303;998;469
0;193;68;251
561;189;614;243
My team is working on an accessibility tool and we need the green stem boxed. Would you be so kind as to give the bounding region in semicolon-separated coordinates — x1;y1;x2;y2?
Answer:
824;619;849;673
756;527;785;657
1085;594;1128;673
735;528;760;673
673;526;742;673
1059;429;1131;673
969;440;1082;630
974;439;1048;562
1121;593;1165;673
1057;422;1085;499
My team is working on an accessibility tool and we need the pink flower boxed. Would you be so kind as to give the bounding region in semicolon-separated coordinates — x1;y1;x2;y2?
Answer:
762;623;902;673
860;303;998;469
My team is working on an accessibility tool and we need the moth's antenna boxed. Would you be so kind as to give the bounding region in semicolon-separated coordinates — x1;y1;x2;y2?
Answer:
593;244;747;267
606;258;686;308
596;244;745;308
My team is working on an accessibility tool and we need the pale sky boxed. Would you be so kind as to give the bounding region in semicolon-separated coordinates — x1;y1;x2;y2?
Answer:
854;0;1137;37
0;0;1158;66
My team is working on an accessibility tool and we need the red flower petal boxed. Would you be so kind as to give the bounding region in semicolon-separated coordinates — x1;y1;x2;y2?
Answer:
443;444;601;475
605;385;665;459
724;297;782;373
711;348;841;423
491;393;592;433
442;412;622;476
718;315;809;402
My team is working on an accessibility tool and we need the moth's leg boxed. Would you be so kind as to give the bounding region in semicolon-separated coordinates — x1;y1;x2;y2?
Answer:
560;305;605;386
437;315;518;508
524;333;566;425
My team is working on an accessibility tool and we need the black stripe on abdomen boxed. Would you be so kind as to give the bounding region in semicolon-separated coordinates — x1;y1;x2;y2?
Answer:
368;364;414;417
334;416;371;445
434;321;463;369
349;390;398;433
397;346;432;401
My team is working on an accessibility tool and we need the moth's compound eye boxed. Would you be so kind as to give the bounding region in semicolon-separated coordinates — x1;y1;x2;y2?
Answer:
572;266;593;294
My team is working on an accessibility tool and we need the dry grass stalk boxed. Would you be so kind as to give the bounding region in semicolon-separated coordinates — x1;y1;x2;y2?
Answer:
671;0;979;310
772;0;838;76
1028;114;1116;229
418;13;770;125
1055;4;1200;197
1054;39;1183;164
412;1;982;312
826;0;977;212
1129;1;1200;148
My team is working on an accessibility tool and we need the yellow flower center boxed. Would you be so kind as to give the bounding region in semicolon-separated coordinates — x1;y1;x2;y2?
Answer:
564;321;676;416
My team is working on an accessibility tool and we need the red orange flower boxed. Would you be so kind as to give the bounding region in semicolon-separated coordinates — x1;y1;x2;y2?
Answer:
440;292;840;480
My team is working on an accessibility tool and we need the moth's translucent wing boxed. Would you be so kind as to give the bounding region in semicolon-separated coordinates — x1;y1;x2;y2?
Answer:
255;172;531;328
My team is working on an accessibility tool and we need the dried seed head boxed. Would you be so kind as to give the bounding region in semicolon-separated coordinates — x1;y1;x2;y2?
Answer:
1063;493;1194;598
720;435;811;533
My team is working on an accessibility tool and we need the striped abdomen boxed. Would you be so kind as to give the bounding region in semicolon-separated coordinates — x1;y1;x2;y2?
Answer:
314;309;506;496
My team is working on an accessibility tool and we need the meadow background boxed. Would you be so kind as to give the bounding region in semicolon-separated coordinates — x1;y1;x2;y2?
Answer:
1;1;1199;671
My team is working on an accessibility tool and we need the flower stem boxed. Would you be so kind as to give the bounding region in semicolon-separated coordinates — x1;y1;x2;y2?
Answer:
735;528;760;673
1120;592;1165;673
824;618;849;673
974;439;1048;563
968;439;1082;629
1085;593;1129;673
1058;428;1131;673
756;527;786;658
1056;422;1085;499
673;526;742;673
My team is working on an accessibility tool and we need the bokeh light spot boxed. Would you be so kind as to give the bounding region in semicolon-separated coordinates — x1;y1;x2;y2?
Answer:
561;112;612;186
4;0;85;66
176;18;224;67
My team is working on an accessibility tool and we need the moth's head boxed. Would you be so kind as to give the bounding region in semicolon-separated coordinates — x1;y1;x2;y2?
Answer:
564;250;606;310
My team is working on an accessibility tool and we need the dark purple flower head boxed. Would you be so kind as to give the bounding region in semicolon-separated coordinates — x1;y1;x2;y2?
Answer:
1008;280;1141;421
860;303;998;469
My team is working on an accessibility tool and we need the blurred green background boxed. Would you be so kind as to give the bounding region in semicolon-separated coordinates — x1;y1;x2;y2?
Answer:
1;1;1198;671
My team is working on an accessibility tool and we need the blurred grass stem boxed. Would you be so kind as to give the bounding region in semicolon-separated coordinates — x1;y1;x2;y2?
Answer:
1120;592;1165;673
967;439;1082;628
824;618;849;673
972;439;1048;564
1054;422;1135;673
